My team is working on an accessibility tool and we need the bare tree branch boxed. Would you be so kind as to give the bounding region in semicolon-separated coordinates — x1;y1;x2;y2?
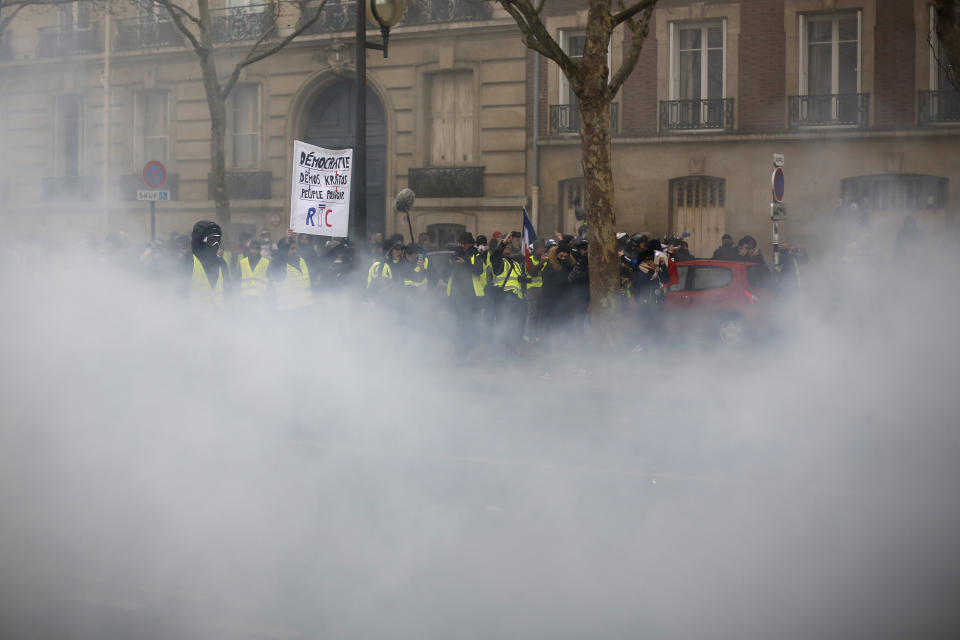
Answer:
609;3;653;95
497;0;578;84
222;1;328;99
611;0;656;28
161;1;204;30
154;0;204;54
933;0;960;90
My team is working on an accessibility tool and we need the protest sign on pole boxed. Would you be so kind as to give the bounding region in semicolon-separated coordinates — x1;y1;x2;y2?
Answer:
289;140;353;238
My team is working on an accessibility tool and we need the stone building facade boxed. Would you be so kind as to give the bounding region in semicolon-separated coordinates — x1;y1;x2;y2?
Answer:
0;0;958;255
0;0;529;246
532;0;960;256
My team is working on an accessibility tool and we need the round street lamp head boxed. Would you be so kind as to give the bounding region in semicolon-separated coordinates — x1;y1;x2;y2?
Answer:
367;0;407;29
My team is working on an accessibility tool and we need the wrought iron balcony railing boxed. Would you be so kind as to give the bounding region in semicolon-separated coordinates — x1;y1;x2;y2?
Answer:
297;0;493;36
918;89;960;126
210;4;275;44
208;171;272;200
114;16;183;51
408;166;484;198
548;103;619;135
42;176;99;201
788;93;869;128
659;98;734;131
36;23;102;58
402;0;493;25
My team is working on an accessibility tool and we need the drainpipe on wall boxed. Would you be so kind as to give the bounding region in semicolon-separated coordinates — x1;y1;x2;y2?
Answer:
530;0;544;232
531;50;540;232
102;9;111;234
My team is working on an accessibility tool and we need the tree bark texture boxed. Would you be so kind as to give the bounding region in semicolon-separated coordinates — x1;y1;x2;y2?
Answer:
204;69;230;230
497;0;655;345
579;0;619;345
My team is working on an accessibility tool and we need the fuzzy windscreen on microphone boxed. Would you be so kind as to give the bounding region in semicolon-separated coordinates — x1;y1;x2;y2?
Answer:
394;188;416;213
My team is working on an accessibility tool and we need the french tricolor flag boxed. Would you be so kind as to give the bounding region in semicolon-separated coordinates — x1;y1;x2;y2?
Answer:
521;207;537;269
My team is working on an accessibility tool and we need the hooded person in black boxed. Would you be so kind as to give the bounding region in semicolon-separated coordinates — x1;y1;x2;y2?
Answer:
567;238;591;333
187;220;233;299
540;239;576;333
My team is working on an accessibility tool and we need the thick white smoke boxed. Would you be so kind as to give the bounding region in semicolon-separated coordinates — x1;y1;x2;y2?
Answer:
1;223;959;640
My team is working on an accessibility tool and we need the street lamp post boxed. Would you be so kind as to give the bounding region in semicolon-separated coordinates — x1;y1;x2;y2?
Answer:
355;0;406;243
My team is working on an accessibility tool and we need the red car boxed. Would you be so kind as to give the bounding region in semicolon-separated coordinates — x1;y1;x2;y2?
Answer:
663;259;777;345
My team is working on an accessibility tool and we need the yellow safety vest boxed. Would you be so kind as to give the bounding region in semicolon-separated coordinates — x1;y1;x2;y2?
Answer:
446;252;486;297
190;255;224;309
490;257;524;299
238;255;269;298
275;258;312;311
367;258;404;288
404;256;430;287
528;255;544;289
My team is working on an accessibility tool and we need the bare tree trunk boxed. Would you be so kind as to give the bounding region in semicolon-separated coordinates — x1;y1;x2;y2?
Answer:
194;0;230;229
494;0;657;343
580;95;619;346
579;0;619;346
201;63;230;229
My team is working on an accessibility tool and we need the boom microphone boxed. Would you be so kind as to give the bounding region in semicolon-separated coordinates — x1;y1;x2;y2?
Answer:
395;188;416;214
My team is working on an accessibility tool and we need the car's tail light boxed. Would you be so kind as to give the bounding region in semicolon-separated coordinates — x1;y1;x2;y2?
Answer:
744;289;758;304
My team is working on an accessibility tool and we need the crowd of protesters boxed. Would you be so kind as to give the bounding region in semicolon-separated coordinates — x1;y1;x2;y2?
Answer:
86;218;813;363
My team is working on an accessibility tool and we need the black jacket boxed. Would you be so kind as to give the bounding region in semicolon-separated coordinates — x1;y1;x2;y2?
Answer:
188;220;233;293
448;247;484;297
712;244;738;261
633;263;670;303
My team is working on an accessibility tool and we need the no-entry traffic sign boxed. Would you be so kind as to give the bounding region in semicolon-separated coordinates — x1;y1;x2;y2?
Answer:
142;161;167;190
771;166;785;203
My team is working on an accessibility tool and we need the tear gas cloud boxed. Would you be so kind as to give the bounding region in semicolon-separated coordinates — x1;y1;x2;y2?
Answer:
1;217;959;640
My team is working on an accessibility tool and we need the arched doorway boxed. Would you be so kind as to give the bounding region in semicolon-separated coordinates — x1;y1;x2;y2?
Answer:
304;79;387;238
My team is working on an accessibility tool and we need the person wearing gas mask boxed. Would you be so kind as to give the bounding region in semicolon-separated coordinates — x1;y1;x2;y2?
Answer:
188;220;232;309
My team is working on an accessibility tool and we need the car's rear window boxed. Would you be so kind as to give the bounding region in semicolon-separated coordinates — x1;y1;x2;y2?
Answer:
747;265;770;288
668;266;689;292
690;266;732;291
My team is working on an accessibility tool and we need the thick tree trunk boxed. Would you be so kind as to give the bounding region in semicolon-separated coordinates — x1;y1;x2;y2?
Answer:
200;60;230;229
580;95;620;346
579;0;620;347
